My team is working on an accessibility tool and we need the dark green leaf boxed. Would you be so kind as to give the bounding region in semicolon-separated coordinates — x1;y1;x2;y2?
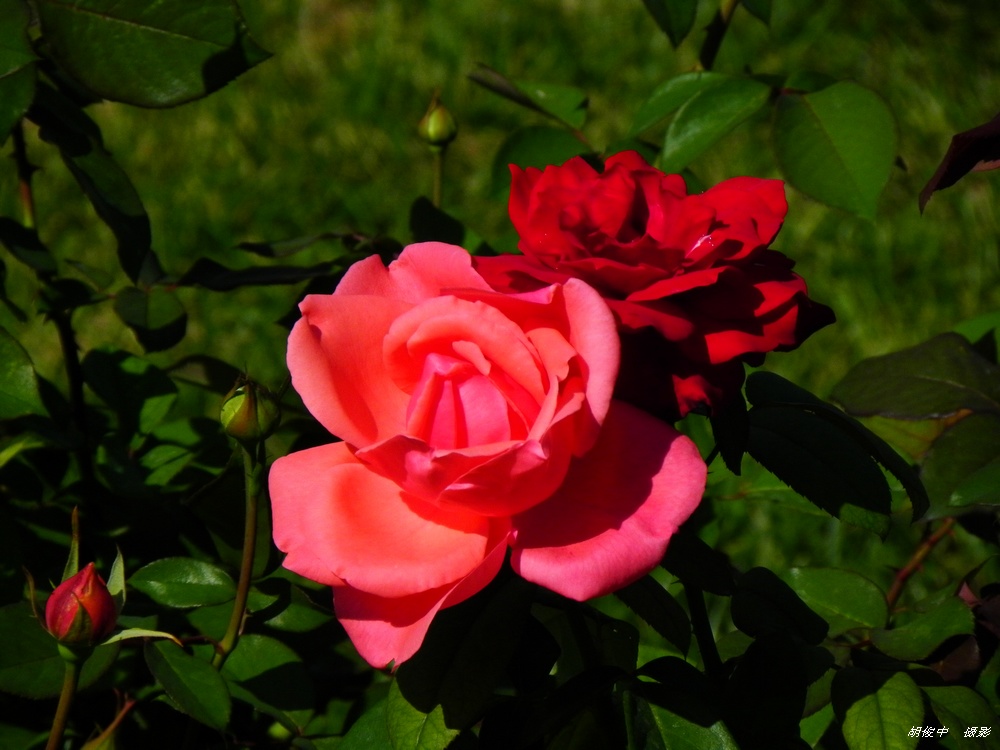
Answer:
731;567;828;645
177;257;342;291
515;80;588;129
660;77;771;173
0;218;55;275
258;580;333;633
615;574;690;654
951;456;1000;507
748;371;929;522
339;699;392;750
710;393;748;475
0;326;47;419
833;333;1000;419
924;686;1000;750
0;602;119;698
36;0;270;107
630;71;728;137
661;531;736;596
129;557;236;608
167;355;244;394
386;679;460;750
221;634;314;732
871;597;974;661
922;412;1000;512
832;669;922;750
785;568;887;635
144;640;231;730
468;65;585;129
394;576;534;730
238;232;354;258
773;81;898;219
0;0;35;144
747;404;892;537
640;0;698;47
409;197;465;246
113;285;187;352
741;0;772;24
490;126;590;198
82;349;177;436
31;84;160;283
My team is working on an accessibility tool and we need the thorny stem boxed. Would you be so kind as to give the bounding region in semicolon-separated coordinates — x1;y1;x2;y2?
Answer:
885;517;956;612
699;0;740;71
211;441;265;669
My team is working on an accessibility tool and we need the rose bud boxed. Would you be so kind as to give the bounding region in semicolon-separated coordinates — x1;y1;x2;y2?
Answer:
45;563;117;645
221;378;281;444
418;97;457;150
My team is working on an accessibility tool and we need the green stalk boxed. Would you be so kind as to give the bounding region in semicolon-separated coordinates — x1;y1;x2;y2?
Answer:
46;649;81;750
685;583;724;681
432;148;444;209
212;441;264;668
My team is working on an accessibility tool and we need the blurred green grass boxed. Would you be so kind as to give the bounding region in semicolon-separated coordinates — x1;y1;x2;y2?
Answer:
2;0;999;406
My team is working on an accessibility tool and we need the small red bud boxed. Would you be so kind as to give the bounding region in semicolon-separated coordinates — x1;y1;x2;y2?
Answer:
45;563;117;645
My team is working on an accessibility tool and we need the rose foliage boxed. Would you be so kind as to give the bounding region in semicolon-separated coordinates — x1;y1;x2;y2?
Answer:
475;151;835;419
269;242;707;667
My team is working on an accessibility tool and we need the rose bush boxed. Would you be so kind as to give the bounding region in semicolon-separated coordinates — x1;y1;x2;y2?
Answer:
269;242;707;667
474;151;835;420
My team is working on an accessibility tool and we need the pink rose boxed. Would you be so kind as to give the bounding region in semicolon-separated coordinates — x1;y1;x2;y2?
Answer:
474;151;835;420
45;563;117;645
269;242;706;667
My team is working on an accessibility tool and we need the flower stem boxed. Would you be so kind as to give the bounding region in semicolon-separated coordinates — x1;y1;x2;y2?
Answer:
432;149;444;209
699;0;740;71
212;441;264;668
12;122;37;230
885;517;956;612
46;654;80;750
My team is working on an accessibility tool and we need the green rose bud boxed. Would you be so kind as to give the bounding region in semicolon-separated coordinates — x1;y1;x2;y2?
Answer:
45;563;117;645
221;378;281;444
418;96;458;151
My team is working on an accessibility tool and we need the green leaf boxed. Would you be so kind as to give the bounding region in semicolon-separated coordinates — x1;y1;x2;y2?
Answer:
515;80;588;129
773;81;897;219
113;286;188;353
741;0;772;24
870;597;974;662
144;640;231;730
258;580;333;633
102;627;180;645
785;568;888;635
630;71;728;137
639;0;698;47
0;326;47;419
731;567;828;645
31;83;160;283
0;602;119;699
615;574;690;654
339;699;392;749
660;77;771;173
386;679;460;750
36;0;270;107
951;456;1000;507
924;686;1000;750
0;0;36;144
129;557;236;608
748;372;929;522
177;257;343;291
0;218;56;275
409;196;465;246
221;634;314;732
747;404;892;537
490;126;590;198
624;688;740;750
832;669;922;750
832;333;1000;419
922;412;1000;512
84;349;177;437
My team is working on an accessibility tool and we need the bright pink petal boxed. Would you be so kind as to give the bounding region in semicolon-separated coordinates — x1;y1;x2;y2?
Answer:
332;531;509;668
510;400;707;601
288;294;412;446
270;443;494;598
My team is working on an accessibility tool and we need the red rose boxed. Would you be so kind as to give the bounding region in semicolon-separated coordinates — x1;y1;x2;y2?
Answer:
474;151;834;420
45;563;117;645
269;242;706;667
